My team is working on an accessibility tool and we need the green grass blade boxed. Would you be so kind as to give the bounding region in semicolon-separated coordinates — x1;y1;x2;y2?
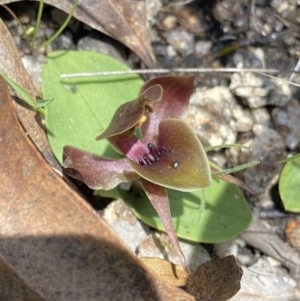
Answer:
0;73;44;115
39;0;79;49
278;152;300;164
212;161;260;176
205;143;251;152
31;0;44;50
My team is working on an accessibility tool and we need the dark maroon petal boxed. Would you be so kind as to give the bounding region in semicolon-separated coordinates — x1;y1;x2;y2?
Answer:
139;76;195;144
63;146;139;190
212;170;259;200
96;84;162;141
130;119;211;191
139;178;189;272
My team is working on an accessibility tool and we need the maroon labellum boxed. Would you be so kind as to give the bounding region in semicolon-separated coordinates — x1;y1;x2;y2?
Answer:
138;143;169;166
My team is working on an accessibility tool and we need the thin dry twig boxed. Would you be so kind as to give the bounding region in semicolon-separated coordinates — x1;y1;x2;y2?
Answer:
60;67;279;79
161;0;195;11
289;58;300;83
257;71;300;88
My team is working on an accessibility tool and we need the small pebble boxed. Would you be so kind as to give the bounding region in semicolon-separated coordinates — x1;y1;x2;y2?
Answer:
276;1;289;13
146;0;162;20
102;199;150;253
230;72;292;108
177;7;208;35
187;87;237;146
162;15;177;30
272;98;300;149
21;54;45;88
252;107;273;127
232;106;254;132
166;45;177;58
166;28;194;55
78;35;126;63
194;41;212;58
243;125;286;197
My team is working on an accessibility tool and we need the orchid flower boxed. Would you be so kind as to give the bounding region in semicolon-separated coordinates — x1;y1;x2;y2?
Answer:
63;76;254;272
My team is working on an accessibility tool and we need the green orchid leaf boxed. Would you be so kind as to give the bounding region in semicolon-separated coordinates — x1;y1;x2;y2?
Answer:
113;178;252;243
130;119;211;191
42;50;144;163
279;156;300;212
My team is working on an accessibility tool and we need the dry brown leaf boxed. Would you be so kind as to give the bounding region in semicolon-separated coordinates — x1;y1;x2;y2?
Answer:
186;255;243;301
285;220;300;250
0;259;46;301
0;18;60;170
0;76;194;300
0;0;156;67
140;257;188;287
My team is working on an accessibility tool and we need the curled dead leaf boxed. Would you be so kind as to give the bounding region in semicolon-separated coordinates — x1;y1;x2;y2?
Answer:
285;220;300;250
186;255;243;301
140;257;188;287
